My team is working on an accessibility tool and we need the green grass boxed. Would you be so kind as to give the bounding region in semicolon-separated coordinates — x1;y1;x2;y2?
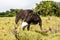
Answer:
0;16;60;40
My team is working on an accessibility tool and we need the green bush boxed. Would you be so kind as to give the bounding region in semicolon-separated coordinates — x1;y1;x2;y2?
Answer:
34;1;60;17
0;9;20;17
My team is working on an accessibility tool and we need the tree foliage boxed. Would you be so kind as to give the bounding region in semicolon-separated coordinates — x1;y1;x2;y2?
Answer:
34;1;60;17
0;9;20;17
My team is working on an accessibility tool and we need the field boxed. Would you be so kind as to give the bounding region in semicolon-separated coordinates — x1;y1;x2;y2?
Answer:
0;16;60;40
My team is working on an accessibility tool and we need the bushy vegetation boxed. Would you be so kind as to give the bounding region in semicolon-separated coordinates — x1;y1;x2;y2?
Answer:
34;1;60;17
0;9;20;17
0;16;60;40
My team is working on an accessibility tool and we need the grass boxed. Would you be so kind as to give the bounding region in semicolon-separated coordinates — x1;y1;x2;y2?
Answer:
0;16;60;40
